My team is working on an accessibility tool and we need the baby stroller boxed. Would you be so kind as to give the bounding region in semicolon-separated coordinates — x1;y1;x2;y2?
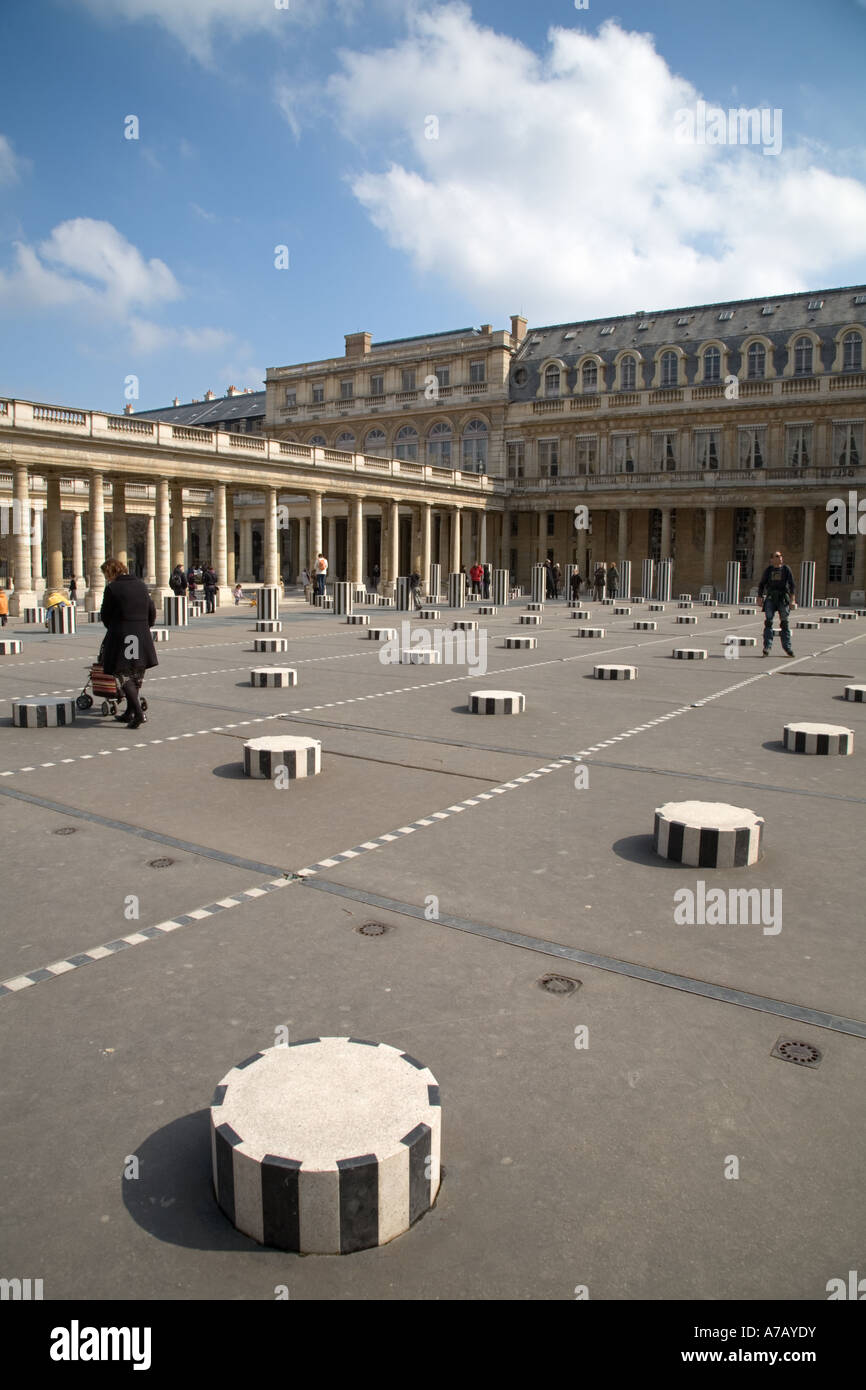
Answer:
75;641;148;718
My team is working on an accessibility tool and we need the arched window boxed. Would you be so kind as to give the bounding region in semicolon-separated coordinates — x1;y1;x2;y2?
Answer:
582;361;598;392
462;419;488;471
428;420;452;466
544;364;561;397
309;434;327;447
794;336;813;376
394;425;418;460
620;355;637;391
843;331;863;371
660;351;678;387
335;431;355;450
364;428;387;456
703;346;721;382
747;342;766;379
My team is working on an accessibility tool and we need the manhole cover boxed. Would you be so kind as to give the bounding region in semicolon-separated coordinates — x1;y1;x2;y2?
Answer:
52;826;77;836
357;921;390;937
148;857;175;869
539;974;580;996
771;1036;823;1068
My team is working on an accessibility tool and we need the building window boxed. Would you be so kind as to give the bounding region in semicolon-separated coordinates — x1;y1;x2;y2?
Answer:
510;516;518;536
786;424;812;467
435;365;450;388
620;355;637;391
833;421;862;468
660;351;678;387
506;441;525;479
469;360;486;384
365;428;387;456
538;440;559;478
369;374;384;397
794;336;814;376
395;424;418;460
733;508;754;580
747;342;766;379
428;421;452;466
703;347;721;382
652;432;677;470
738;426;766;469
843;332;863;371
828;536;855;583
309;434;327;447
612;434;636;473
544;364;561;397
582;361;598;393
695;429;721;469
340;379;354;400
547;512;555;536
335;431;355;450
311;384;324;404
574;435;597;475
284;389;296;408
462;419;488;471
401;369;416;392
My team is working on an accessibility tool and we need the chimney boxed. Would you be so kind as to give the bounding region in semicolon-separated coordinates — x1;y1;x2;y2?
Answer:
345;331;372;358
123;403;134;415
204;389;216;401
192;398;200;404
172;396;180;407
226;385;239;396
480;323;492;335
510;315;528;344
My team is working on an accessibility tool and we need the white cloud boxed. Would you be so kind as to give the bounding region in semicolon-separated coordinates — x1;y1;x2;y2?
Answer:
74;0;325;64
129;319;234;354
0;134;28;185
0;219;181;315
327;6;866;317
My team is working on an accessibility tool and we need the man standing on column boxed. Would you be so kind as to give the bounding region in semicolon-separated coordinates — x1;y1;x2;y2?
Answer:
757;550;796;656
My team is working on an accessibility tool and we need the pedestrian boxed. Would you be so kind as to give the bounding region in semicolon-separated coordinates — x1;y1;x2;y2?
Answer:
187;566;197;599
570;568;582;603
593;564;606;601
315;552;328;598
169;564;187;596
469;561;483;596
607;563;619;599
0;587;7;627
370;562;380;594
204;565;218;613
99;557;158;730
232;583;244;605
482;564;490;600
553;562;562;599
757;549;797;656
409;570;422;609
69;577;77;604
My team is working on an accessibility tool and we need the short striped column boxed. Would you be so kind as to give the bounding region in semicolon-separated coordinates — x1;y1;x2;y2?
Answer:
653;801;764;867
452;619;478;631
401;649;441;664
827;597;839;608
346;613;369;626
151;628;170;642
641;559;655;601
367;627;397;641
468;689;525;715
0;639;23;654
672;648;707;659
657;559;673;602
395;577;412;611
253;637;289;652
799;561;816;609
633;620;657;630
519;613;542;625
710;611;732;619
839;611;858;619
613;605;631;616
243;735;321;779
256;620;283;633
677;615;698;624
250;667;298;688
492;569;509;607
527;601;544;612
47;606;76;634
531;564;547;604
333;582;353;617
725;636;757;647
429;562;442;600
504;636;537;649
725;561;741;606
678;601;693;609
23;607;47;624
210;1038;441;1254
257;586;281;621
477;606;497;616
648;603;666;612
163;595;188;626
575;627;604;638
783;722;853;755
738;607;754;615
86;611;102;623
844;685;866;702
702;598;718;607
618;561;632;601
190;600;206;618
678;593;692;601
814;599;827;608
571;610;591;619
594;665;637;680
12;695;76;727
796;620;820;629
821;615;841;624
448;572;466;609
417;608;440;620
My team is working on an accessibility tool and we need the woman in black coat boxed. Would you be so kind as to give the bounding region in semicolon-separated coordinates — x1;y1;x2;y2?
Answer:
99;558;158;728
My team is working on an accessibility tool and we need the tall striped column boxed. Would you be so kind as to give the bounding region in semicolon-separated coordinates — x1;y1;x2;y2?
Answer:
429;562;441;600
531;564;546;604
333;581;353;616
395;576;411;611
562;564;576;601
657;558;673;601
619;560;632;601
799;560;816;609
164;594;188;626
725;560;741;606
257;586;281;621
641;559;655;601
449;572;466;609
492;568;508;607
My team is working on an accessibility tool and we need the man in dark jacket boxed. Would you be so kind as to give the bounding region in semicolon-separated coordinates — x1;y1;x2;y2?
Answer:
100;558;159;728
169;565;187;595
203;566;218;613
757;549;797;656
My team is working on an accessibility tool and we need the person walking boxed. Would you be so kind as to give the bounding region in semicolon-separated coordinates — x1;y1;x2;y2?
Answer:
469;561;483;596
169;564;187;596
314;552;328;599
370;562;380;594
68;577;77;605
757;549;797;656
570;567;582;604
187;566;197;600
409;570;422;609
553;562;562;599
593;564;606;602
99;558;158;730
0;587;8;627
482;564;490;600
232;583;244;605
607;563;619;599
203;565;218;613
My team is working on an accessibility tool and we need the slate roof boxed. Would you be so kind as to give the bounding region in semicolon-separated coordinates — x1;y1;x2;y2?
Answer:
134;392;266;426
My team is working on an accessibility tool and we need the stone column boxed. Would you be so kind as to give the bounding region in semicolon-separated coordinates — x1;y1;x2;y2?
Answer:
618;507;628;567
311;492;323;569
501;509;511;567
450;507;461;574
170;483;185;569
112;478;128;566
350;497;364;585
31;506;44;593
225;491;236;585
240;517;253;581
660;506;672;558
388;499;400;586
86;471;106;610
703;506;715;586
264;487;279;586
45;474;63;590
753;506;766;580
479;510;488;565
155;478;171;598
296;512;307;579
853;529;865;594
9;462;35;614
422;502;432;586
213;481;229;601
802;505;815;565
327;514;337;568
72;509;86;595
145;513;156;585
379;502;390;587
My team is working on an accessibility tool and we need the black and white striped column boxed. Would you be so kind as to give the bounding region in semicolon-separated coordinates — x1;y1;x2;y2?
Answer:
210;1039;441;1254
395;577;412;611
448;572;466;608
677;615;698;624
429;562;441;600
657;559;673;602
492;569;508;607
12;695;76;727
163;595;188;626
783;722;853;755
619;561;632;601
151;628;170;642
47;605;76;634
452;619;478;631
255;620;283;632
725;561;741;606
249;667;298;688
641;559;655;601
417;608;439;620
633;620;657;630
243;735;322;778
844;685;866;702
575;627;605;637
333;582;353;616
504;636;537;649
531;564;546;605
469;689;525;715
253;636;289;652
562;565;576;601
594;664;637;679
571;609;591;620
0;640;23;655
795;620;820;630
799;561;815;608
613;605;631;616
86;611;102;623
23;607;47;624
346;613;369;626
519;613;542;625
367;627;397;641
672;648;707;659
653;801;764;867
257;586;281;621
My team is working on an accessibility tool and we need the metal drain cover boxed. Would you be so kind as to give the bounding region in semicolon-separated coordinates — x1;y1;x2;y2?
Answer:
539;974;580;996
52;826;77;836
771;1036;823;1068
148;857;175;869
357;921;390;937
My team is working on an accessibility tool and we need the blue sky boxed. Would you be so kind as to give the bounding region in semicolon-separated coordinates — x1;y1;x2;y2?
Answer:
1;0;864;412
